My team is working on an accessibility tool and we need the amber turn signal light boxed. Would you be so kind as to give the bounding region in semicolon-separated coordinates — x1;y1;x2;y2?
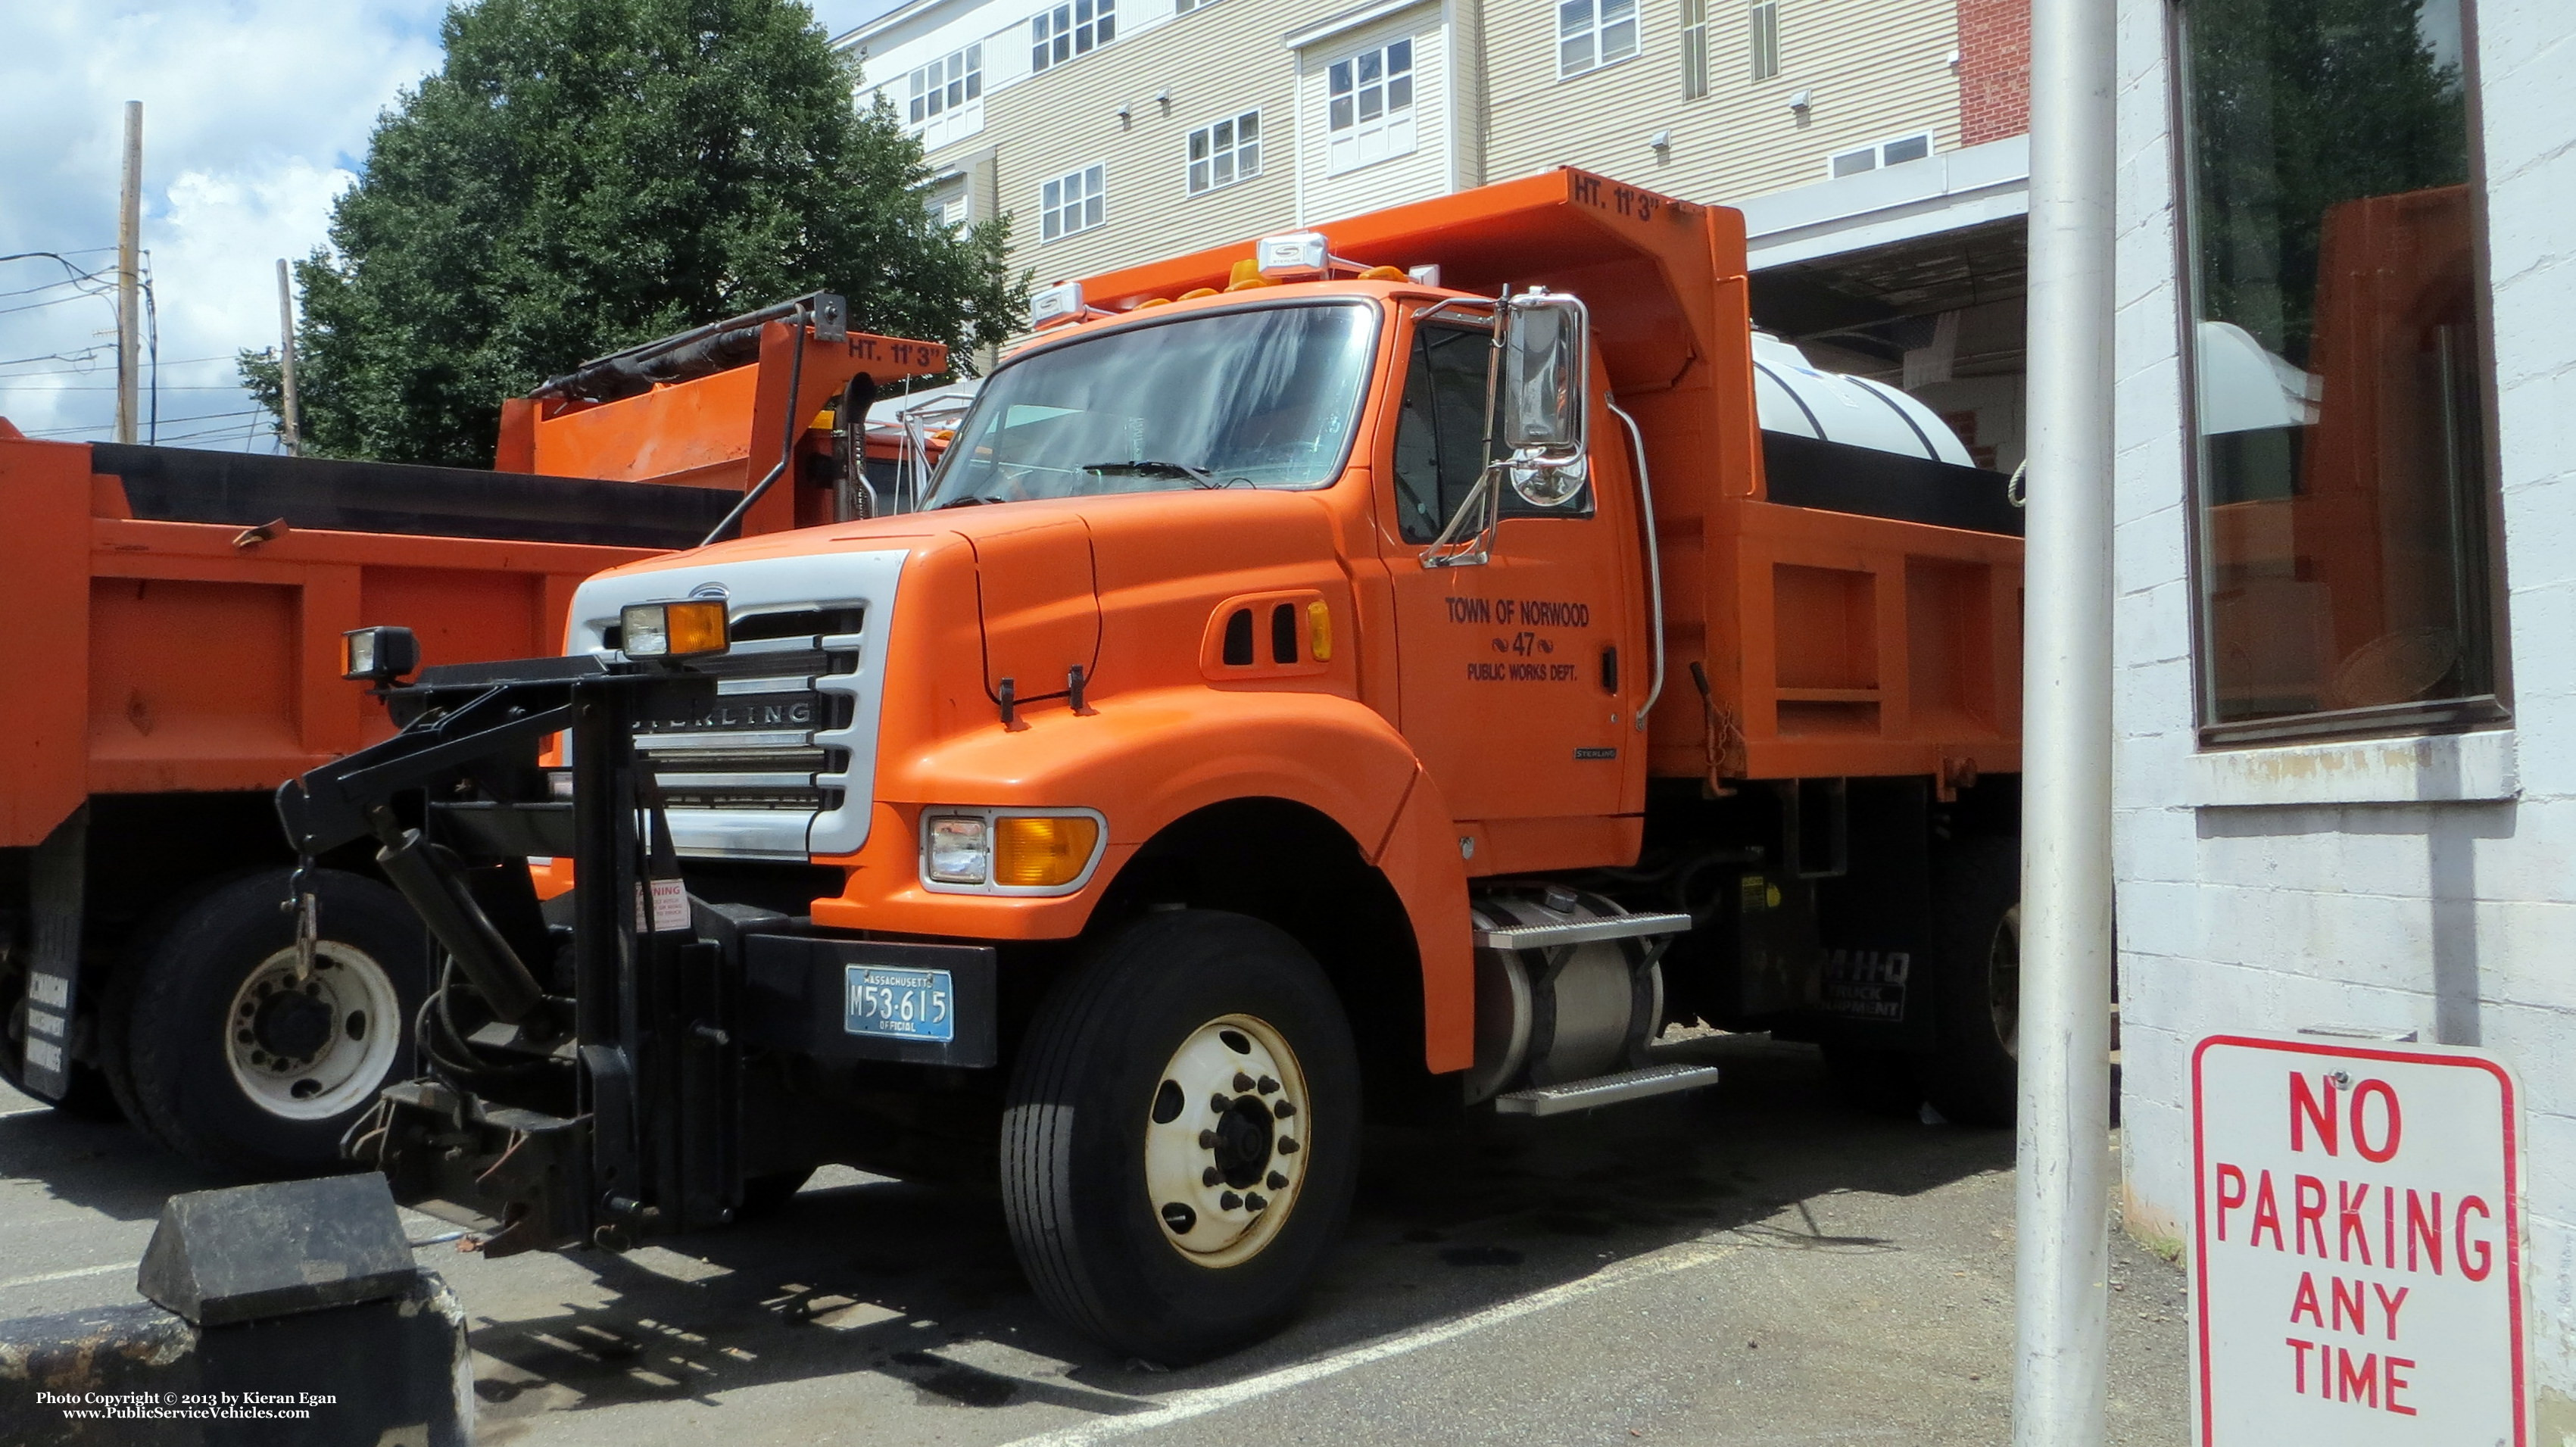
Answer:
622;600;729;658
992;815;1101;887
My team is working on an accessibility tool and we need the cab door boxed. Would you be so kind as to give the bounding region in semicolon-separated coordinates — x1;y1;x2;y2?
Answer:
1380;318;1642;844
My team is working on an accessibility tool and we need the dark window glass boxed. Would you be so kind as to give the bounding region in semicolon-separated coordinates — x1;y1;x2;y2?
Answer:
1392;324;1590;543
2182;0;2496;734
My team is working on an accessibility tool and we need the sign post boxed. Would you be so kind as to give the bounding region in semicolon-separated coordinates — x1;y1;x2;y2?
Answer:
2192;1034;2527;1445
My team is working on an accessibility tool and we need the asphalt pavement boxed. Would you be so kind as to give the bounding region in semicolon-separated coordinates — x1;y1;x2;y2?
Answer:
0;1031;2188;1445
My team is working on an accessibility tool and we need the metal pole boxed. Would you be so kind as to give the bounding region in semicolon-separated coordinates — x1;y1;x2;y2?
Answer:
2011;0;2117;1440
114;101;142;445
276;258;301;455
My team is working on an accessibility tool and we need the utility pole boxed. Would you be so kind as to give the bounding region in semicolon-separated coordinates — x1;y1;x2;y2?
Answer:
2010;0;2118;1442
114;100;142;445
276;258;301;455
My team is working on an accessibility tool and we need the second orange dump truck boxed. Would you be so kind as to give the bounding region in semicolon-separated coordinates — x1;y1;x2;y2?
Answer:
277;169;2025;1362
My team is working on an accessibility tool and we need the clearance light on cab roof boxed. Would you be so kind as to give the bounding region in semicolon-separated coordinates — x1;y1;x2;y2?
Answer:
1255;232;1331;280
1031;280;1087;329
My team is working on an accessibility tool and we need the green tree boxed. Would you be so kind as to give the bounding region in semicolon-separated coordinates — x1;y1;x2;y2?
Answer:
242;0;1024;466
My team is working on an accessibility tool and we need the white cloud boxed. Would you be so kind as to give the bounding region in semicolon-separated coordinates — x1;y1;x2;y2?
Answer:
0;1;445;449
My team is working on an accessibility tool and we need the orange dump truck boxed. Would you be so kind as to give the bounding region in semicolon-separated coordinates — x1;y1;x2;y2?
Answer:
275;170;2023;1361
1;294;948;1173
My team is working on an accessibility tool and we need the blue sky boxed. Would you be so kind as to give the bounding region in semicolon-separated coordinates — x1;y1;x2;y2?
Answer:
0;0;902;453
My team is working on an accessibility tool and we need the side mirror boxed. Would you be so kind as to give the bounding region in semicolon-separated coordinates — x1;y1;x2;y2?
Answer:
1501;290;1589;504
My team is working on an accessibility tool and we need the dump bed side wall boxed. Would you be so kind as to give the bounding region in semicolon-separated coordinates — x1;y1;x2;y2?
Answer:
2;438;663;848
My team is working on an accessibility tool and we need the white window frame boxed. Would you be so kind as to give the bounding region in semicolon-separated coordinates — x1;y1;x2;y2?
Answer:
1679;0;1709;98
1187;111;1262;195
1746;0;1779;83
1324;39;1417;176
1557;0;1639;80
1040;164;1105;242
1031;0;1115;74
906;45;983;130
1827;130;1934;179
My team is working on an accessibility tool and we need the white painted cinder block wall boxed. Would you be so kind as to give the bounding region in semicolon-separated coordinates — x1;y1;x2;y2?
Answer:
2111;0;2576;1424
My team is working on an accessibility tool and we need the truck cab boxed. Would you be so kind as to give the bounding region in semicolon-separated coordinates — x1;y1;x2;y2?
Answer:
282;167;2024;1365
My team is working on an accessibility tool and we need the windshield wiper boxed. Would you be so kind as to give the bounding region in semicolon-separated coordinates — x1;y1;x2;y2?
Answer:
933;494;1000;509
1081;458;1218;487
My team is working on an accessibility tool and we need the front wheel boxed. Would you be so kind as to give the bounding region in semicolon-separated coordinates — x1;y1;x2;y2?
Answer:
109;869;425;1176
1002;911;1360;1364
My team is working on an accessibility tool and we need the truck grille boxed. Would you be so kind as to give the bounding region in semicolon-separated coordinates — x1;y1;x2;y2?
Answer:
617;622;866;859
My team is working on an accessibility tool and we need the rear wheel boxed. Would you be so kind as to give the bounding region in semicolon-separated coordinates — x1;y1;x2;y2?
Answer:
113;869;424;1176
1002;911;1360;1364
1915;834;2020;1127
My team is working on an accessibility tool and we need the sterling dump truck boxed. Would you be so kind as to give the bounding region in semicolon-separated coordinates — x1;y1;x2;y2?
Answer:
277;169;2024;1362
1;294;949;1173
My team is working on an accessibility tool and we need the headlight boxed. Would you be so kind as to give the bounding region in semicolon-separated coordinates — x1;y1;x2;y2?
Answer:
341;625;419;682
925;816;991;884
621;600;729;659
922;812;1103;891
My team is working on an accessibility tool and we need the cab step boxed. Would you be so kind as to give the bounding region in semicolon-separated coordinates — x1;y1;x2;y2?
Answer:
1492;1062;1723;1117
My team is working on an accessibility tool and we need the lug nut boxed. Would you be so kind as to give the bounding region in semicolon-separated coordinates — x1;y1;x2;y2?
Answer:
1212;1093;1231;1114
1245;1192;1268;1212
1268;1171;1289;1190
1274;1099;1297;1118
1199;1130;1221;1149
1277;1137;1299;1155
1258;1075;1279;1095
1220;1192;1243;1211
1203;1167;1222;1187
1233;1072;1255;1092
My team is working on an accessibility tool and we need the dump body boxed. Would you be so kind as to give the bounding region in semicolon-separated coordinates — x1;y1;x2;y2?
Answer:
2;310;950;1171
1077;168;2024;794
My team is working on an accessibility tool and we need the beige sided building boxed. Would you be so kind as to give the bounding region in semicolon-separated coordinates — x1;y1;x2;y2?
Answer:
837;0;2032;464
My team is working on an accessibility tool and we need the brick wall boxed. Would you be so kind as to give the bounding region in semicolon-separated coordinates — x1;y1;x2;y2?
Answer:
1955;0;2028;145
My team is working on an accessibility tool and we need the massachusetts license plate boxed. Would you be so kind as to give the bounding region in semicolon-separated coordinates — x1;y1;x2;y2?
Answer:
844;966;955;1043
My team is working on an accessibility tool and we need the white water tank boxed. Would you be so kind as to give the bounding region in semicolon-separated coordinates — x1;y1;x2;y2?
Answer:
1751;331;1976;467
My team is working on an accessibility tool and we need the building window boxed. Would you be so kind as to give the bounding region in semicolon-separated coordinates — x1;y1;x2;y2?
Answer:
1747;0;1779;83
1326;40;1415;174
1680;0;1709;98
906;46;982;128
1558;0;1638;77
1031;0;1115;74
1188;111;1261;195
1177;0;1218;12
1827;131;1932;177
2180;0;2496;740
1040;164;1105;242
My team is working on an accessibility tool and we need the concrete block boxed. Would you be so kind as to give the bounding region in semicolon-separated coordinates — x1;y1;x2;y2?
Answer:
137;1175;415;1328
2112;504;2187;595
0;1271;472;1447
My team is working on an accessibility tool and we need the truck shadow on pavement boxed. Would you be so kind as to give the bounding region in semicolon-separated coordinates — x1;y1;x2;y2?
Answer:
456;1032;2013;1440
0;1104;229;1224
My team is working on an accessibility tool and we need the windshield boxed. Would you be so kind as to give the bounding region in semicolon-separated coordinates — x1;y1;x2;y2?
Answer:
925;301;1377;507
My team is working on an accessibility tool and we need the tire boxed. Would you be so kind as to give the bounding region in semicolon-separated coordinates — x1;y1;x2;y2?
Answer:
114;869;426;1177
1003;910;1361;1365
1916;834;2021;1127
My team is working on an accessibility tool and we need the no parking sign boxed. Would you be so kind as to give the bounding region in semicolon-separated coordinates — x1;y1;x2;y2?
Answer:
2192;1034;2527;1445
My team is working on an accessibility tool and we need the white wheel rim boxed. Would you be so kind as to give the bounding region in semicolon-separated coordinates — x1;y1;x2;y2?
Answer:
1143;1013;1310;1269
222;941;402;1121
